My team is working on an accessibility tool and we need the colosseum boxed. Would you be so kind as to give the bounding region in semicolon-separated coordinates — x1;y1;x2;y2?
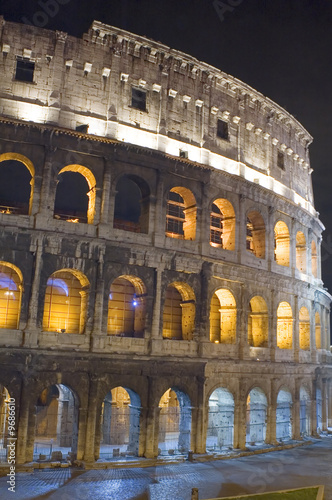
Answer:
0;16;330;465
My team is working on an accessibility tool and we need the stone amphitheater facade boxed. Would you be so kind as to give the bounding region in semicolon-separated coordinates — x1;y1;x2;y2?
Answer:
0;17;331;463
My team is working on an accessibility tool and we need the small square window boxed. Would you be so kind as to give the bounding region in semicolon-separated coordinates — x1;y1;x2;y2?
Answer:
131;88;146;111
217;119;229;140
15;58;35;82
277;151;285;170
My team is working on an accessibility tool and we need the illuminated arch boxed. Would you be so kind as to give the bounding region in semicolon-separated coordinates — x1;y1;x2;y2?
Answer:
277;301;293;349
100;386;141;458
315;311;321;349
311;240;317;278
0;261;23;330
42;269;89;334
55;165;96;224
246;387;267;445
166;187;197;240
276;387;292;441
210;199;235;250
207;387;234;451
248;296;268;347
299;306;310;350
107;275;146;337
209;289;237;344
158;388;192;455
113;175;150;233
0;153;35;215
34;384;79;461
246;211;265;258
274;221;290;266
162;282;195;340
296;231;307;273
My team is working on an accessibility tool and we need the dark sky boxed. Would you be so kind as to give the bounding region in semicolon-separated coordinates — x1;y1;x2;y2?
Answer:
1;0;332;292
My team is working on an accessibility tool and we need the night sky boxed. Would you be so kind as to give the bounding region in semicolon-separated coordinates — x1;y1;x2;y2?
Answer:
1;0;332;295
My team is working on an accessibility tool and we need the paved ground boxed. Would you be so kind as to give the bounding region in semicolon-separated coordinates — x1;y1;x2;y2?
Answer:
0;437;331;500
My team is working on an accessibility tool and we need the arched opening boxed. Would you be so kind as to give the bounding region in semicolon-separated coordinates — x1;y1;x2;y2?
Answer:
210;199;235;250
246;211;265;258
0;262;23;330
311;240;317;278
277;302;293;349
207;388;234;452
209;289;236;344
299;306;310;351
162;282;195;340
248;296;268;347
100;387;141;459
276;388;292;441
316;387;322;433
299;386;311;437
246;387;267;445
158;388;191;455
107;275;146;338
34;384;78;461
0;386;12;462
42;269;89;334
315;312;321;349
274;221;290;266
0;153;34;215
166;187;197;240
296;231;307;273
54;165;96;224
113;175;150;233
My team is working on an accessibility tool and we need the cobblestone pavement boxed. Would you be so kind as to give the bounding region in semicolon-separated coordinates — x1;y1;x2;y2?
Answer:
0;437;331;500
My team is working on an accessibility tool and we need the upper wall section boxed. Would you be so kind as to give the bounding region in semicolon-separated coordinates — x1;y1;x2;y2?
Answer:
0;18;315;213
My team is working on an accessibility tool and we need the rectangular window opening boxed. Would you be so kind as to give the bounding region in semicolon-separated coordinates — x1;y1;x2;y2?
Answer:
277;151;285;170
131;87;147;111
217;119;229;140
15;57;35;83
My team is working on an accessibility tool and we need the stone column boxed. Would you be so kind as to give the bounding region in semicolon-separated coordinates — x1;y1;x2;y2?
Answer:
266;382;277;445
83;378;100;463
293;295;299;363
266;206;275;271
92;247;106;344
270;288;277;361
35;147;57;222
310;386;318;437
99;156;112;225
144;406;161;458
237;194;246;265
24;237;43;346
76;405;88;461
311;301;318;362
234;395;246;450
150;264;165;352
153;171;165;248
292;387;301;440
238;284;247;359
16;382;31;464
328;378;332;428
322;378;328;432
290;217;296;276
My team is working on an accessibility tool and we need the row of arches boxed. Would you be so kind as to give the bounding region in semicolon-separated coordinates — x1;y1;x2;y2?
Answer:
0;262;325;348
0;383;316;462
0;157;319;277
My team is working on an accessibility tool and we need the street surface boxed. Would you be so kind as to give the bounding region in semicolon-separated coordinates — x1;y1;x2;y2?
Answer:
0;437;331;500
